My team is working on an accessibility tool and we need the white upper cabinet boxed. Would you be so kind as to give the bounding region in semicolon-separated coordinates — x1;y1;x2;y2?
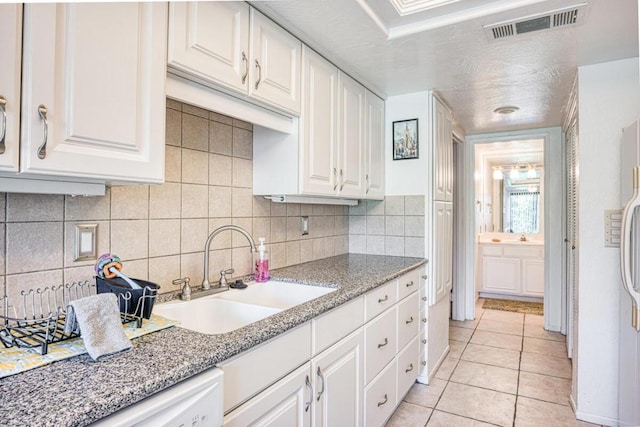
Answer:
365;91;385;200
300;46;338;196
167;2;249;94
433;96;453;202
168;3;301;116
20;3;167;183
338;72;365;198
0;4;22;173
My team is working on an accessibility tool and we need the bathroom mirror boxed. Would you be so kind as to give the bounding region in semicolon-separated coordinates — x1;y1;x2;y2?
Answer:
492;168;543;234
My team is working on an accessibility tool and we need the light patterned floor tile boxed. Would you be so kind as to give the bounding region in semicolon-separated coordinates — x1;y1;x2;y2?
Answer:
470;329;522;351
523;337;567;358
524;323;565;341
385;402;432;427
449;340;466;359
450;360;519;394
435;382;516;427
520;351;572;379
450;326;474;342
524;314;544;326
427;410;496;427
515;396;600;427
434;357;459;380
477;319;524;336
461;343;521;370
518;371;572;406
481;309;525;324
450;318;479;329
404;379;447;408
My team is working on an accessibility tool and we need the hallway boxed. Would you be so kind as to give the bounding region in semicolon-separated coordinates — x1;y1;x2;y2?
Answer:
386;300;599;426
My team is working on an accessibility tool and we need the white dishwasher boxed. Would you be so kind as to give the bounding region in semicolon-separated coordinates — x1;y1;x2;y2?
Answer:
91;368;223;427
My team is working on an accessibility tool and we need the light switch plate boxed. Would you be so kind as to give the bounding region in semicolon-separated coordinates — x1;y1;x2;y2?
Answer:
605;210;622;248
301;216;309;235
74;223;98;261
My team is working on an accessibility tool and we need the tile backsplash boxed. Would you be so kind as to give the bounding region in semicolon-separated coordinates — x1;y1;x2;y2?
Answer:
0;100;349;301
348;195;426;258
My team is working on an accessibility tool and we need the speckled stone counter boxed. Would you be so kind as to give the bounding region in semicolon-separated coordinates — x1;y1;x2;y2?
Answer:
1;254;425;427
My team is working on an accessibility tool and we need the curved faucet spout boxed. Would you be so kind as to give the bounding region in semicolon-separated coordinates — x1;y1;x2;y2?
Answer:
202;225;257;289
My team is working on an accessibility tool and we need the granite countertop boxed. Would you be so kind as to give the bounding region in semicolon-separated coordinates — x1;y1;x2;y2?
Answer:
1;254;425;427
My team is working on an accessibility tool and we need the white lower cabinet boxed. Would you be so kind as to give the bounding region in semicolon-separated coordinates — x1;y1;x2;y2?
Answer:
364;359;398;427
312;329;364;427
221;268;422;427
478;243;544;297
224;364;312;427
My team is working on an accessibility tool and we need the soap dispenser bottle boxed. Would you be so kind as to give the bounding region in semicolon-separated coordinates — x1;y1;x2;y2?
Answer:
254;237;270;282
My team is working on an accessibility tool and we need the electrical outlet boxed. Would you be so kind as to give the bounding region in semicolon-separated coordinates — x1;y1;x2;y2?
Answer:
301;216;309;235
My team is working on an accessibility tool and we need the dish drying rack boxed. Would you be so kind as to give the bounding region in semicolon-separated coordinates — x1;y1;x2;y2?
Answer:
0;280;157;355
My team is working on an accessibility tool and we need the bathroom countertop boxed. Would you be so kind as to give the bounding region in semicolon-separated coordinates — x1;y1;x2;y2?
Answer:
1;254;426;427
478;239;543;246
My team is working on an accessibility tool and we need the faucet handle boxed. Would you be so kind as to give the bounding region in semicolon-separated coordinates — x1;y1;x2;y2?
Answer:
219;269;234;286
172;277;192;300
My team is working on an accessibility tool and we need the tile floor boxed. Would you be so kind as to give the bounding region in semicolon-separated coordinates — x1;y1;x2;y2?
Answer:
385;299;600;427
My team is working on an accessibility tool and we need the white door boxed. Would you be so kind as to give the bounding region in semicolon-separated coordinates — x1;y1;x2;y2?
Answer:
224;364;312;427
431;201;453;304
433;97;452;202
21;3;167;183
312;330;364;427
338;72;365;198
250;9;301;116
168;2;249;94
300;47;338;196
0;4;21;173
365;91;385;200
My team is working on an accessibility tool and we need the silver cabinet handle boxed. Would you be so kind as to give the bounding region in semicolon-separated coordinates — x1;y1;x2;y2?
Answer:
304;375;312;412
0;96;6;154
333;168;338;191
37;105;48;160
316;366;325;401
339;169;344;191
377;394;388;407
405;363;414;373
254;59;262;90
241;52;248;84
378;295;389;303
377;337;388;348
405;316;414;325
406;280;414;288
365;174;370;194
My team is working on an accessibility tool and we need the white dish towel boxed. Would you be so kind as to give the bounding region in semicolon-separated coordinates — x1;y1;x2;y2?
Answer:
65;293;132;361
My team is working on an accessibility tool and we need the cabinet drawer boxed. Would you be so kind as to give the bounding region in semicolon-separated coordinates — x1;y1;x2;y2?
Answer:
397;293;419;350
313;296;364;355
219;323;312;413
398;269;420;300
365;280;398;322
365;307;397;384
364;359;397;427
504;245;542;258
482;245;502;256
397;338;419;401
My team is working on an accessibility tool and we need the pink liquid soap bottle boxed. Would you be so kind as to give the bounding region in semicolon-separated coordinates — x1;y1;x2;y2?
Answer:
254;237;270;282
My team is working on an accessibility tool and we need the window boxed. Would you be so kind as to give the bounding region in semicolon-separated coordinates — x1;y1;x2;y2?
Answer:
504;188;540;233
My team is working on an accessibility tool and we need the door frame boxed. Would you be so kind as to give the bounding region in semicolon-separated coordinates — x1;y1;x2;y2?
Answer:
455;127;564;332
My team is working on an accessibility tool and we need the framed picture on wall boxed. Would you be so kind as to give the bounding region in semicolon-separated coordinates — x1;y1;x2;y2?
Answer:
392;118;419;160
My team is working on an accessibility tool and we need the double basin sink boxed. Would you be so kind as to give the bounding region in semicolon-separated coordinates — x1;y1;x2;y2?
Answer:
153;280;336;335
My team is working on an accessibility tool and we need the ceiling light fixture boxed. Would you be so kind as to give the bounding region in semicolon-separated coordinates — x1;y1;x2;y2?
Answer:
493;167;503;180
527;164;537;178
493;105;520;115
509;166;519;180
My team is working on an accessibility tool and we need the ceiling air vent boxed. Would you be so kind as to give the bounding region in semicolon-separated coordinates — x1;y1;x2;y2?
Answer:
483;2;586;41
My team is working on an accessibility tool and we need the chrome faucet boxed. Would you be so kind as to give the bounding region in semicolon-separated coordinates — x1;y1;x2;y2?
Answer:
520;233;527;242
202;225;257;289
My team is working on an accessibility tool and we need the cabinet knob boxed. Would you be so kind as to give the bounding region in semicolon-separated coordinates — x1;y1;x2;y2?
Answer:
422;296;427;302
422;339;427;344
37;105;48;160
422;275;428;280
0;96;6;154
422;318;427;323
422;360;426;366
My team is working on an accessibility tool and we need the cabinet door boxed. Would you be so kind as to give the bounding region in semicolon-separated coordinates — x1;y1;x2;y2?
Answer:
0;4;21;173
224;364;312;427
168;2;249;94
338;72;365;198
482;257;520;293
300;47;338;196
430;201;453;305
312;329;364;427
522;259;544;296
21;3;167;183
364;359;397;427
364;91;385;200
250;9;301;116
433;97;452;202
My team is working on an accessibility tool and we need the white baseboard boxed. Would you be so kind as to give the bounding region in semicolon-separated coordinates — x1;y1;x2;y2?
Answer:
479;292;543;303
572;392;619;426
428;344;450;383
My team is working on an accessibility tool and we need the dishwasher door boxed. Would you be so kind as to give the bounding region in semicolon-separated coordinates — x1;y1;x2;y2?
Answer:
92;368;223;427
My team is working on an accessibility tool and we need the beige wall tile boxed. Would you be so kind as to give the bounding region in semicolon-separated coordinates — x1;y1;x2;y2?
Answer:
165;145;182;183
7;194;64;222
64;221;110;267
210;111;232;125
166;98;182;111
405;237;425;258
149;255;181;293
323;237;335;258
366;199;385;216
207;248;232;283
65;190;111;221
181;218;209;254
366;215;384;235
124;258;149;281
149;182;181;219
166;108;182;147
271;217;287;243
335;235;348;255
349;202;366;216
287;216;301;241
271;202;287;217
231;247;252;277
404;216;425;237
300;204;313;216
183;103;209;119
231;217;252;248
0;224;4;276
6;222;63;274
231;188;253;217
181;252;204;286
209;153;232;186
286;203;301;217
181;149;209;185
181;184;208;218
252;217;270;243
232;118;252;131
148;219;181;258
286;240;301;266
349;216;365;235
5;270;64;309
111;220;148;261
349;235;366;254
208;218;232;250
312;238;325;260
405;195;425;215
232;127;252;159
366;235;385;255
111;185;149;220
300;239;313;263
209;186;232;218
63;265;95;286
270;242;286;270
232;157;253;188
182;113;209;151
385;196;405;215
253;196;271;217
209;121;232;155
385;216;404;236
385;236;405;256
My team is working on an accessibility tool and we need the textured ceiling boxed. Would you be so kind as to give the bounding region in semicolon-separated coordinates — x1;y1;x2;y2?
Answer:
253;0;638;135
